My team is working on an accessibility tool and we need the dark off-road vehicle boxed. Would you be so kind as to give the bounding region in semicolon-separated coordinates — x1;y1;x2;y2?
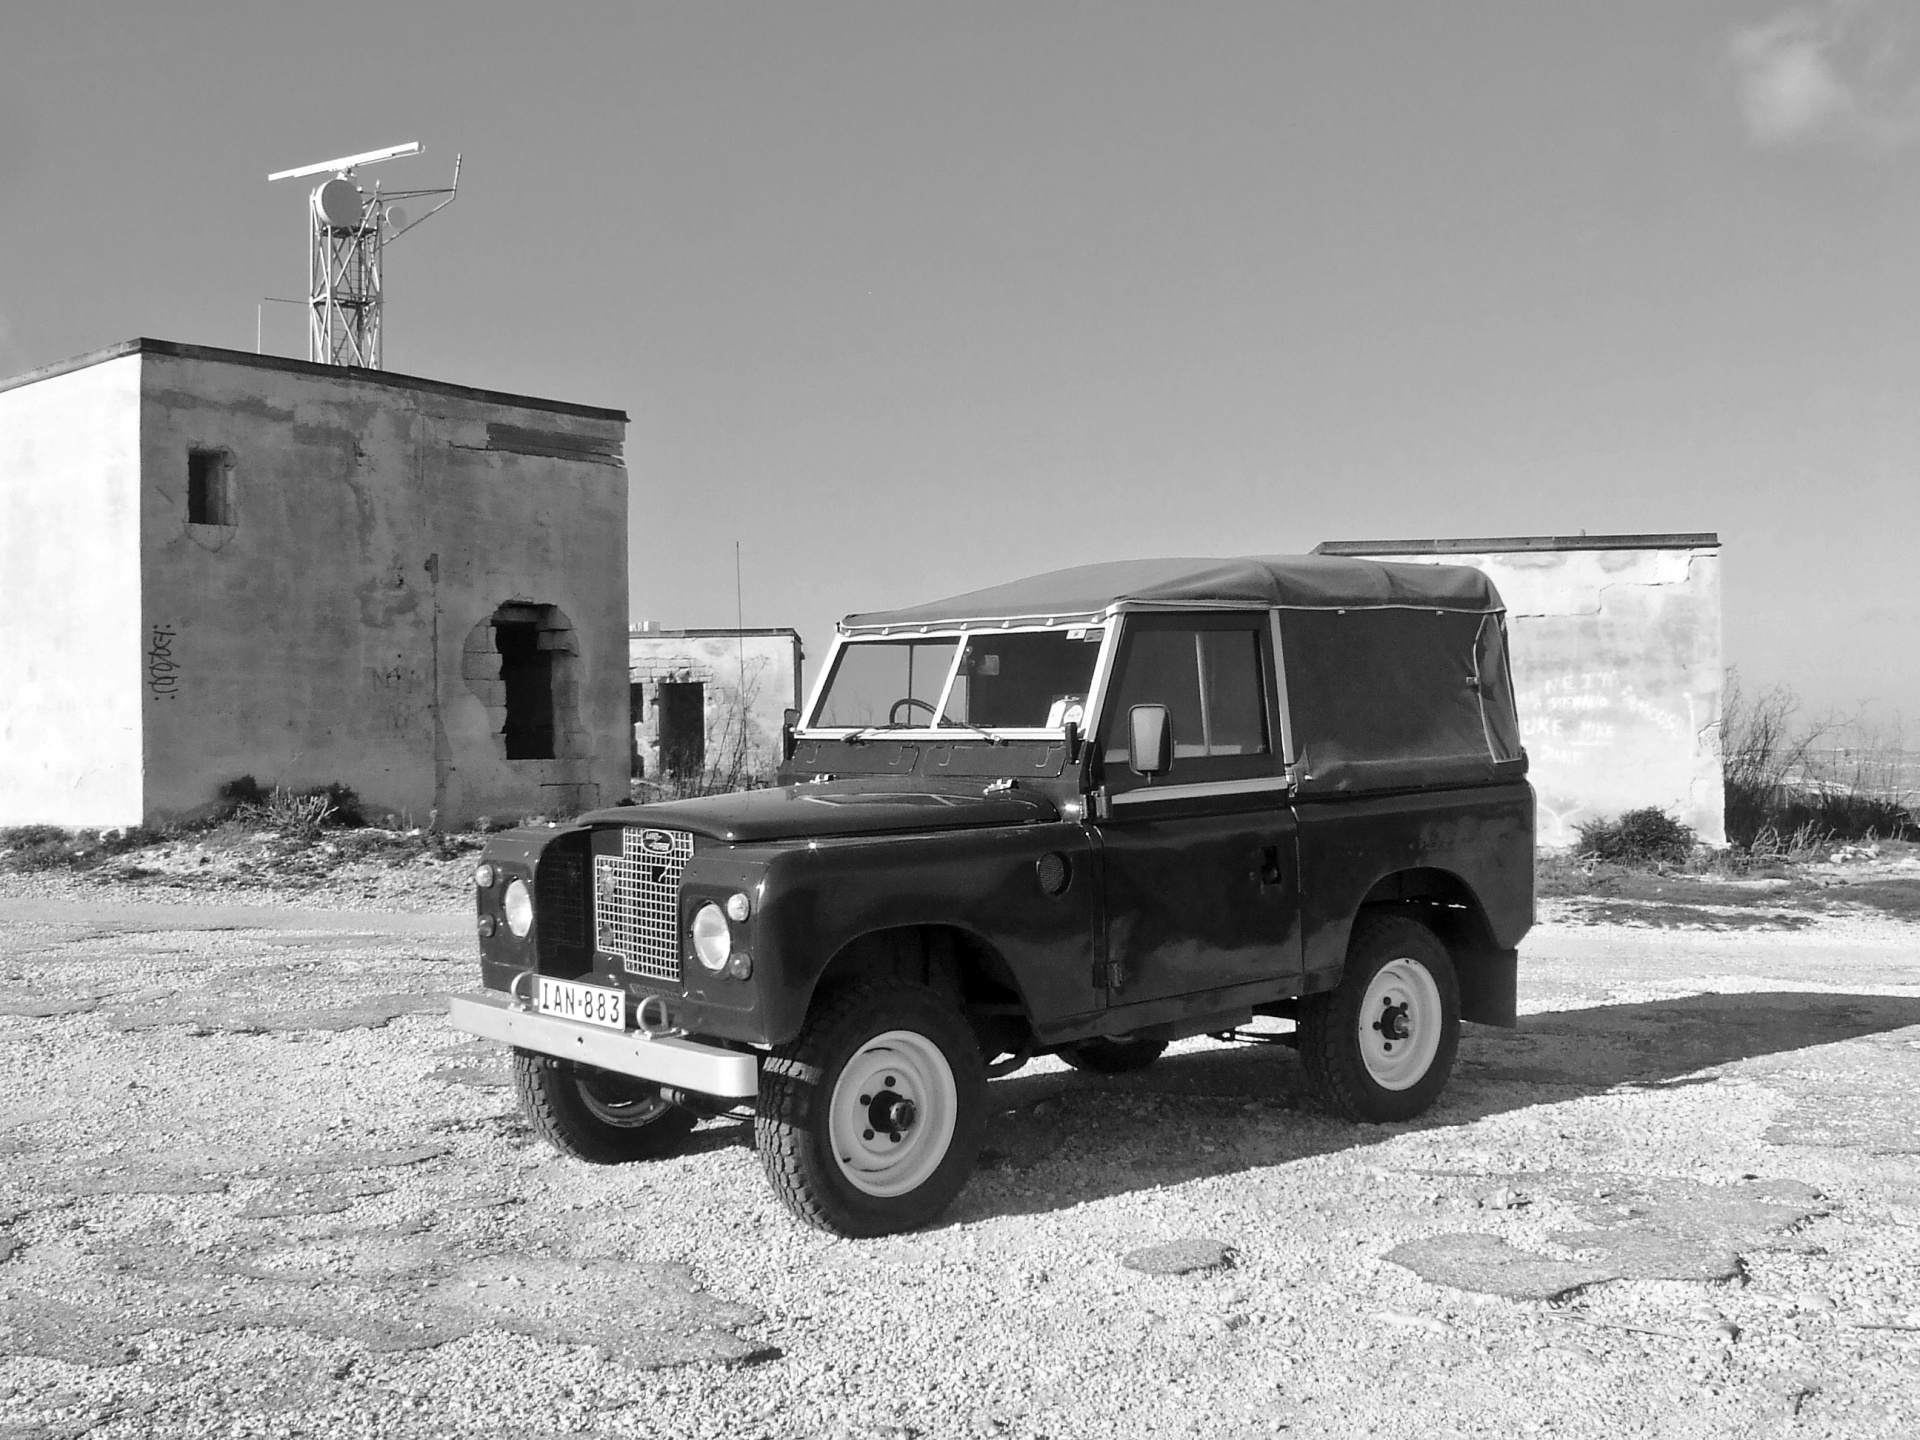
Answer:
450;556;1533;1236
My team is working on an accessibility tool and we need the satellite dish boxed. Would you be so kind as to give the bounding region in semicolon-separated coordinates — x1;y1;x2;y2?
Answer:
313;177;365;229
384;205;408;234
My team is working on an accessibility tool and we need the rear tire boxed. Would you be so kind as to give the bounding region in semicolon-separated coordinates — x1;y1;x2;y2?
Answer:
512;1049;698;1164
1299;914;1459;1123
755;980;986;1238
1057;1036;1168;1074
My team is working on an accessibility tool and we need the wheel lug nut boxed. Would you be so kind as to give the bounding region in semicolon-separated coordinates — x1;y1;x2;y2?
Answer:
859;1094;871;1104
863;1129;874;1141
889;1132;901;1143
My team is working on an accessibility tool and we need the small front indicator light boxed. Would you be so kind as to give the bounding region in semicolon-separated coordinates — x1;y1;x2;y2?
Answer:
725;891;752;922
476;914;497;938
474;862;498;889
727;951;753;980
691;903;731;971
503;879;534;937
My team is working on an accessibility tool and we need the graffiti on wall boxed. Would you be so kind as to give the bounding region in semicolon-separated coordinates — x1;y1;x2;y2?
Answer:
146;624;180;701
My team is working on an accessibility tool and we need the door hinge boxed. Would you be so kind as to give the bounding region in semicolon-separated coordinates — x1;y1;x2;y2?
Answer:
1091;959;1124;991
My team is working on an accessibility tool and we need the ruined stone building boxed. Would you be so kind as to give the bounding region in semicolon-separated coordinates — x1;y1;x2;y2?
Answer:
628;626;804;788
1317;534;1725;848
0;338;629;828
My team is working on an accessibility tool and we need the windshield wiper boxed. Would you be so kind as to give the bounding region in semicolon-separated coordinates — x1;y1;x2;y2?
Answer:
935;720;1006;746
841;723;914;745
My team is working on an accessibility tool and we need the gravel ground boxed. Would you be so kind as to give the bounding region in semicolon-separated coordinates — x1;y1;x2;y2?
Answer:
1;870;1917;1439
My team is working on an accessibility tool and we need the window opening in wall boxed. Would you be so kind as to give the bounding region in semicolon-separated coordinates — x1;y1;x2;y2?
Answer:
187;449;232;525
497;619;557;760
658;681;706;780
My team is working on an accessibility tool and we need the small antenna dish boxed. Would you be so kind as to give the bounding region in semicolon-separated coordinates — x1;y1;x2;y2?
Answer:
383;205;408;234
314;177;365;229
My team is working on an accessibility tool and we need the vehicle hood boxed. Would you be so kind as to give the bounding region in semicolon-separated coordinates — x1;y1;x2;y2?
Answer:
574;777;1061;844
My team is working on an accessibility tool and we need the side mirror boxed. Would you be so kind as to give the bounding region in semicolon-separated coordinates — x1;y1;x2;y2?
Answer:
1127;704;1173;777
781;707;799;762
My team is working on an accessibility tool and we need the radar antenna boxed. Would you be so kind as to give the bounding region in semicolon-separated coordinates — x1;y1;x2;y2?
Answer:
267;142;460;369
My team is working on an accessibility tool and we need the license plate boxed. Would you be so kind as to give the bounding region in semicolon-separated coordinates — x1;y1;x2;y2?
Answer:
534;977;626;1031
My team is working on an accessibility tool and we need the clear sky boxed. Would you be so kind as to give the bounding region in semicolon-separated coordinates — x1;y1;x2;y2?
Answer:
4;1;1917;730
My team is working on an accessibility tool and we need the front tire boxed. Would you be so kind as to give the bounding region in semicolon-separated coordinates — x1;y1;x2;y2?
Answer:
755;980;987;1237
512;1049;698;1164
1299;914;1460;1123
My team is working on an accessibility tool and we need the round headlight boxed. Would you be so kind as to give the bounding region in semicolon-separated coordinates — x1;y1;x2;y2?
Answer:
503;878;534;937
690;903;731;971
473;862;497;889
725;891;752;922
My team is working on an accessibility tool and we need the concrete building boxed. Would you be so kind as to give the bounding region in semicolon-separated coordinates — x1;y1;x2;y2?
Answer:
1316;534;1725;849
628;626;804;788
1;338;629;828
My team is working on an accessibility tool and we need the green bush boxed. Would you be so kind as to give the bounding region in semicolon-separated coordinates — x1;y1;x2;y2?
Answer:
1575;807;1697;864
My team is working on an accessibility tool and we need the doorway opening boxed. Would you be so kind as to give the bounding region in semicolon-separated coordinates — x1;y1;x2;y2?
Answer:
658;681;706;780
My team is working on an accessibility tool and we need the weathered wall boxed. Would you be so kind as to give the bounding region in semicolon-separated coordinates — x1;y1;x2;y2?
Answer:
629;629;804;787
0;356;146;826
1342;545;1724;849
135;349;628;825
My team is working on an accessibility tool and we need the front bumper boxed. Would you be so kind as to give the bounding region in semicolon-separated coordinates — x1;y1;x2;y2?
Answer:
447;991;760;1099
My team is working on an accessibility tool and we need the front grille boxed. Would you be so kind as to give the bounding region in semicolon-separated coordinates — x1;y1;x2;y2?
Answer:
593;826;692;984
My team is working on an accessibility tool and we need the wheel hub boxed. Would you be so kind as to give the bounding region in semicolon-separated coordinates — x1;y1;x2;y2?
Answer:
1374;999;1412;1044
857;1081;919;1142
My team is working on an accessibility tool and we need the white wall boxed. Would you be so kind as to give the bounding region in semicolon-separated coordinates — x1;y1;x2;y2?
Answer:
1343;545;1725;849
0;356;145;826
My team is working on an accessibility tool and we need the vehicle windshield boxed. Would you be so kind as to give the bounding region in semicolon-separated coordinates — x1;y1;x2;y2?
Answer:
811;628;1104;731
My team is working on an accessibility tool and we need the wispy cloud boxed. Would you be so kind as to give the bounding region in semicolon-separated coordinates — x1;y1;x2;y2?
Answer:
1732;1;1920;149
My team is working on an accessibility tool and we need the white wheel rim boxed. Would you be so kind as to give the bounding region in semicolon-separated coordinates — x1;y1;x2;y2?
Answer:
827;1029;958;1198
1359;958;1443;1091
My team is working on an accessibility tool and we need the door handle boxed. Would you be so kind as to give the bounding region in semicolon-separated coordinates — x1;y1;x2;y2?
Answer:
1256;845;1285;888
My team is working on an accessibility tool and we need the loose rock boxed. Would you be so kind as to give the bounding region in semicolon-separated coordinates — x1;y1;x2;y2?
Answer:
1384;1234;1617;1301
1123;1239;1234;1275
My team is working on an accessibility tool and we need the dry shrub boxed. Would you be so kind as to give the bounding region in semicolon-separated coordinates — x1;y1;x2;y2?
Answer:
1720;671;1917;847
1575;808;1697;865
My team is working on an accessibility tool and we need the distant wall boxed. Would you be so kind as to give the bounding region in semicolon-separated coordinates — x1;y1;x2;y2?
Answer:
0;356;145;826
1328;543;1725;849
629;630;804;786
136;350;629;825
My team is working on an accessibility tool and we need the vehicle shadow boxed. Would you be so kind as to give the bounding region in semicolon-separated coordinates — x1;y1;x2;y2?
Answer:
944;989;1920;1223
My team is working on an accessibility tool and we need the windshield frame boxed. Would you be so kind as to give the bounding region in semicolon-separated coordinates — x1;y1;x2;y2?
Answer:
801;620;1119;742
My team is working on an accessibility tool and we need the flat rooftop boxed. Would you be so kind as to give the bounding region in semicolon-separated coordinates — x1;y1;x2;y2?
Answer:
0;337;627;422
1315;533;1719;556
629;627;802;640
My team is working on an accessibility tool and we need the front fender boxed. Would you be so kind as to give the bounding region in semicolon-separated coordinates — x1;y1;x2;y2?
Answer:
746;822;1099;1044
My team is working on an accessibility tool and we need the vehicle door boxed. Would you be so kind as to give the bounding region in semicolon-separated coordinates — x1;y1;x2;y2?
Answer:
1090;611;1302;1005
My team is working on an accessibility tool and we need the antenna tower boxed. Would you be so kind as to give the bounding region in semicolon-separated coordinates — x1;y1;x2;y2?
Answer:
267;142;460;369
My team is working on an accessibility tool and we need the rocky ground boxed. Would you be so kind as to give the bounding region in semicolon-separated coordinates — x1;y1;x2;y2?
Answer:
0;850;1917;1438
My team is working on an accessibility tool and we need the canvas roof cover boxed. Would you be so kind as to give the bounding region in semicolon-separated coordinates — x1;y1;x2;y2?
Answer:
842;555;1504;632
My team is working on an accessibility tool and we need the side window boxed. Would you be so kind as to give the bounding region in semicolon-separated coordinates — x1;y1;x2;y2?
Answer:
1100;617;1272;785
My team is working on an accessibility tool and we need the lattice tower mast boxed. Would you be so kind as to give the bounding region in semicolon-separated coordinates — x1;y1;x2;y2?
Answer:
268;143;460;370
